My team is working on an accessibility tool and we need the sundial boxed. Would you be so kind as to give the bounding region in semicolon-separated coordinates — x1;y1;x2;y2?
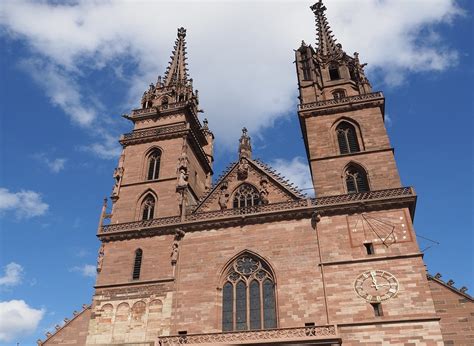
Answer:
347;210;412;247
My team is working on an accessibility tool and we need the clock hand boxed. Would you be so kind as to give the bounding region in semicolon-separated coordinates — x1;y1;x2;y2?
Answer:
370;271;379;290
371;283;391;288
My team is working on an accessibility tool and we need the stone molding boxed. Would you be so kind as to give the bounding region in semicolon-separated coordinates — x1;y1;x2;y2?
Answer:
157;325;339;345
99;187;416;241
298;91;384;116
427;273;473;301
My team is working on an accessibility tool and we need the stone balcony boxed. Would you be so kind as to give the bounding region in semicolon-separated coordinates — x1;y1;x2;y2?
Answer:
157;325;340;345
99;187;416;239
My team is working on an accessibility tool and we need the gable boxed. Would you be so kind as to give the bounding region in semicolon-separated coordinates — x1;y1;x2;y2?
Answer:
194;158;305;213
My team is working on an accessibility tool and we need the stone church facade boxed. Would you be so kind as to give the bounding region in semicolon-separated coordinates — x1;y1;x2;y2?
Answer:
39;1;473;345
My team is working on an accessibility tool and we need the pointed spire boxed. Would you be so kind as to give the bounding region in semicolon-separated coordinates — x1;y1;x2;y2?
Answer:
238;127;252;159
163;27;189;86
310;0;342;57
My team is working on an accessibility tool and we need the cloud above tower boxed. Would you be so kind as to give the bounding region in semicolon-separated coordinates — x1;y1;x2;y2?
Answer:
0;0;463;153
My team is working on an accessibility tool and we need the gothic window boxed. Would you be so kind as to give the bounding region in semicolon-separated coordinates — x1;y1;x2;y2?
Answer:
161;97;169;106
222;254;277;331
329;64;340;80
336;121;360;154
178;94;185;102
233;184;261;209
301;53;312;81
345;164;369;194
332;89;346;100
132;249;143;280
141;194;155;220
147;150;161;180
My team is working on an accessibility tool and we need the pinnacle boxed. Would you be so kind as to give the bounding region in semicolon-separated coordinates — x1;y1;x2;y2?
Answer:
163;27;189;86
311;0;342;57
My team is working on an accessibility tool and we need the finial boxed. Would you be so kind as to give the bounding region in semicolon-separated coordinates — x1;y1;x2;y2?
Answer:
177;27;187;38
434;273;442;279
447;280;454;286
203;118;208;129
460;286;468;293
238;127;252;159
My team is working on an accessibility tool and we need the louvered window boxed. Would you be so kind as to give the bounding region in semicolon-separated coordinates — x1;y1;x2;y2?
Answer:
345;165;369;194
233;184;261;209
132;249;143;280
329;64;340;80
141;195;155;220
147;150;161;180
221;255;277;331
336;122;360;154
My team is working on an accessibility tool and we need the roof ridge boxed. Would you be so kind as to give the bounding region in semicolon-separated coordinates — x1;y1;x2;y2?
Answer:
428;273;473;301
37;304;91;345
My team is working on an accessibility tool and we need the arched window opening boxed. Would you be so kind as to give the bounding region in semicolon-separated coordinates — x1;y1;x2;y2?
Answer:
329;64;340;80
161;97;169;106
132;249;143;280
336;121;360;154
141;195;155;220
178;94;186;102
345;164;369;194
332;89;346;100
147;150;161;180
233;184;261;209
221;254;277;331
349;66;357;81
301;53;311;81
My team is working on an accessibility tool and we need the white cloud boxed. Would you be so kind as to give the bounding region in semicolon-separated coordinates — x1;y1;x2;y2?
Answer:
0;263;23;287
70;264;96;278
34;153;67;173
0;300;45;342
0;187;49;219
0;0;464;151
271;157;314;197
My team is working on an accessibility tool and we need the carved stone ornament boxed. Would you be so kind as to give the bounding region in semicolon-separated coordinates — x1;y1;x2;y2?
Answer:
237;158;249;180
259;178;269;205
96;243;105;273
171;240;179;265
177;168;189;187
218;181;230;210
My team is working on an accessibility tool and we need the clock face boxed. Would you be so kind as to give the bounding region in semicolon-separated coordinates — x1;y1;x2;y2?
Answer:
354;270;399;303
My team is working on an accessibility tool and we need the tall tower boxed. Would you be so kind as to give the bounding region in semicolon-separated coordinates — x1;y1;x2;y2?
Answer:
109;27;213;223
296;0;400;197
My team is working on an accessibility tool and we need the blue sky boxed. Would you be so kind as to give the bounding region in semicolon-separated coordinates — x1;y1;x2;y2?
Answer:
0;0;473;344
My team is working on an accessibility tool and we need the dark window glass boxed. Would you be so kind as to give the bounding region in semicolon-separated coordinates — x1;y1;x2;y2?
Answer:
336;122;360;154
249;280;261;330
141;195;155;220
147;151;161;180
371;303;383;316
132;249;142;280
236;281;247;330
263;279;277;328
301;54;311;81
333;89;346;100
222;282;233;331
364;243;374;255
233;184;261;209
345;165;369;194
329;65;340;80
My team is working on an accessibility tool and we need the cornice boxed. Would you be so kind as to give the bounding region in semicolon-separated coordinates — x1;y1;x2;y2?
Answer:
98;187;416;242
319;253;423;267
310;147;394;162
94;277;175;289
298;91;385;117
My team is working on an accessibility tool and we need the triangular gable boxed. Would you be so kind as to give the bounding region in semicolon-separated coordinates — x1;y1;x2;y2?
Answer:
194;158;305;213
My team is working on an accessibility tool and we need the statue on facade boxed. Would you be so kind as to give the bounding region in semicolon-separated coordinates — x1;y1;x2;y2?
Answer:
237;158;249;180
218;181;230;210
96;243;104;273
259;178;270;205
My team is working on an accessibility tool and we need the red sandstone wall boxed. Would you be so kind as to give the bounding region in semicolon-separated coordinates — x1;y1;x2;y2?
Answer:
429;279;474;345
42;307;90;345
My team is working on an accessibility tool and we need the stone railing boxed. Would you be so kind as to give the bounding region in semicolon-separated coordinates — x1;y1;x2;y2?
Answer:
131;101;192;116
100;187;415;234
158;325;338;345
120;124;187;143
299;91;384;110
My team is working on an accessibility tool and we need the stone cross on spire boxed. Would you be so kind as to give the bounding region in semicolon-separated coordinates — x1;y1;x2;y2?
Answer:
311;0;343;58
238;127;252;159
163;27;189;86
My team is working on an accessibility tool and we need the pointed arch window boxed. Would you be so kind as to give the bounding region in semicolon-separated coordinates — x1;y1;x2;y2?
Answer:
336;121;360;154
332;89;346;100
132;249;143;280
141;195;155;220
221;254;277;331
345;164;369;194
301;52;312;81
233;184;261;209
147;150;161;180
329;64;340;80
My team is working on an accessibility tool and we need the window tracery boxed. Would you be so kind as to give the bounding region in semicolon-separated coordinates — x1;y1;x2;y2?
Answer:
233;184;261;209
141;195;155;220
222;254;277;331
132;249;143;280
336;121;360;154
345;164;369;193
147;150;161;180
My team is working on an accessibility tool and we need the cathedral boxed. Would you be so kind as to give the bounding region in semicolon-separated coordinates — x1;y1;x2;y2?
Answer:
38;1;472;345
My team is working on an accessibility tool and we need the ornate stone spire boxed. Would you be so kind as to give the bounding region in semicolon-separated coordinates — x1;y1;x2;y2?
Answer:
238;127;252;159
163;27;189;86
311;0;343;58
